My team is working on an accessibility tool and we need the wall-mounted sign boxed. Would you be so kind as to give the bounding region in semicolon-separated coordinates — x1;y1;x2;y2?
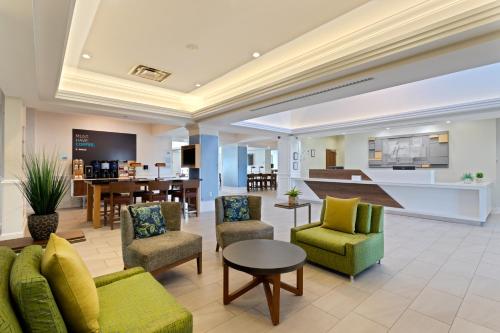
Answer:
72;129;136;163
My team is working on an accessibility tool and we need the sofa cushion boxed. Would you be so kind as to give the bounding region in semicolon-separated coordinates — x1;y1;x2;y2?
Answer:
126;231;202;272
295;227;368;255
222;196;250;222
41;234;100;333
128;204;166;239
371;205;384;233
10;245;67;333
216;220;274;247
0;246;22;333
356;203;372;234
97;272;192;333
322;196;360;234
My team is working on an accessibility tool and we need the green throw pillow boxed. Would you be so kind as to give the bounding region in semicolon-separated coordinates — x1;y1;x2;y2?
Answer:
321;196;360;234
129;205;167;238
10;245;67;333
222;196;250;222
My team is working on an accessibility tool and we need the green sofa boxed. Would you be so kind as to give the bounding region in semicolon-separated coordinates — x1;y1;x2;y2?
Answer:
0;245;192;333
291;201;384;280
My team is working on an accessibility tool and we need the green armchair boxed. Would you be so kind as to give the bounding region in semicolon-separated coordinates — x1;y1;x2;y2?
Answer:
0;245;192;333
291;201;384;280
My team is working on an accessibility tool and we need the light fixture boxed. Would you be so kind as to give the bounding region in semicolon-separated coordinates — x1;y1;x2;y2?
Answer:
195;83;202;87
252;52;261;58
386;127;390;130
81;53;91;60
446;120;451;124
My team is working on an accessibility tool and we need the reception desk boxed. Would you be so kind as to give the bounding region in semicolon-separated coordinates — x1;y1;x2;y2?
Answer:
291;169;492;225
85;177;193;228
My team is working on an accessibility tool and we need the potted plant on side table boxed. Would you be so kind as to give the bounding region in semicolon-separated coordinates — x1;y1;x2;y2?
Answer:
461;172;474;184
285;186;302;205
17;152;69;240
475;172;484;183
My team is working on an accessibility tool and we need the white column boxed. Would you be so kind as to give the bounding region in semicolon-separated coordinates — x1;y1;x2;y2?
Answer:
0;97;26;239
277;135;301;200
264;149;272;173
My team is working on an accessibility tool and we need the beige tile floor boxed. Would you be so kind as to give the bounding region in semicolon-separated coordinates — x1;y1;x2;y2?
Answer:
58;190;500;333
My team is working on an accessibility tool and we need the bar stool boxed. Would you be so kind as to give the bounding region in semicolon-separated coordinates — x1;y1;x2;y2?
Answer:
141;180;172;202
169;181;183;203
182;179;200;217
104;181;141;230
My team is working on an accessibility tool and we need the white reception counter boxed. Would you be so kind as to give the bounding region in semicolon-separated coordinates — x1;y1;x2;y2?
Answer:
291;169;492;225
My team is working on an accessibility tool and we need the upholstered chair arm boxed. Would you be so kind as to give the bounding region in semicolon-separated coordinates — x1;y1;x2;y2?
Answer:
160;202;182;231
248;196;262;221
290;222;322;243
94;267;145;288
215;197;224;225
120;207;135;258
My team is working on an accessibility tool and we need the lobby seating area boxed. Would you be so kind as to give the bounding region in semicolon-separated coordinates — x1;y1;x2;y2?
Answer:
1;1;500;332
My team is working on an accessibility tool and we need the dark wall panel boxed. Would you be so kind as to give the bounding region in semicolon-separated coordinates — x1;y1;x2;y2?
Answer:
72;129;136;162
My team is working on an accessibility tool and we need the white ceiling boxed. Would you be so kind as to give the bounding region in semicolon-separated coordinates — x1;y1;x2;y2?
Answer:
239;62;500;133
77;0;369;93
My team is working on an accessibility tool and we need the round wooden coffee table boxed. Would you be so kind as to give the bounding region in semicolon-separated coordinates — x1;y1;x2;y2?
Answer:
222;239;307;325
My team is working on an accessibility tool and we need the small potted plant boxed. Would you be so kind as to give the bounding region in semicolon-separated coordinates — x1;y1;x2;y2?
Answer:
17;152;69;240
462;172;474;184
285;186;302;205
475;172;484;183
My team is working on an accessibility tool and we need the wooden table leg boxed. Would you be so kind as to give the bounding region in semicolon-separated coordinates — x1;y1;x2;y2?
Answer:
279;267;303;296
263;274;281;325
223;264;262;305
92;185;102;229
223;263;229;304
86;183;93;223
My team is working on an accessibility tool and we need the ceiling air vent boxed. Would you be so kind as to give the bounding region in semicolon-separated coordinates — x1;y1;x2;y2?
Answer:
249;77;374;112
129;65;171;82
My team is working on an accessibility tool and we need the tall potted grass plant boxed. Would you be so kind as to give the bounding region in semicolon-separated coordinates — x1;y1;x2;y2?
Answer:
17;152;69;240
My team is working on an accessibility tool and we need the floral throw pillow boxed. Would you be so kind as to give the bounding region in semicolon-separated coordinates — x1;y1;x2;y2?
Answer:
128;205;166;239
222;196;250;222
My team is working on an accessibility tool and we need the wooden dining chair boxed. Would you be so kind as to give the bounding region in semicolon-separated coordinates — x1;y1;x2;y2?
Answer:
104;181;141;230
182;180;200;217
142;180;172;202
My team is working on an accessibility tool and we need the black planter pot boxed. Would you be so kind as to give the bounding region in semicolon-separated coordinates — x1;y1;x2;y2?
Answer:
27;212;59;241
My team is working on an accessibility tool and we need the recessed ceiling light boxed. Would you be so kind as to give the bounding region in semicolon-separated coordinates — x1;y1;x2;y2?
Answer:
386;127;391;130
252;52;261;58
446;120;451;124
81;53;91;60
195;83;202;87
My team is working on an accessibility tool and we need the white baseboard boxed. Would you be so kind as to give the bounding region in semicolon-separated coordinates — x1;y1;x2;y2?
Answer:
0;231;24;240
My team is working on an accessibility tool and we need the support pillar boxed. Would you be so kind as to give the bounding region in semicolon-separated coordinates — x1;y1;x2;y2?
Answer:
222;144;247;188
0;96;26;239
187;125;219;211
264;148;272;173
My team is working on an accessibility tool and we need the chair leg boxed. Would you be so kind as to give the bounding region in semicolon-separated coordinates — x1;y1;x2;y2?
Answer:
216;243;220;252
350;275;354;282
196;253;202;274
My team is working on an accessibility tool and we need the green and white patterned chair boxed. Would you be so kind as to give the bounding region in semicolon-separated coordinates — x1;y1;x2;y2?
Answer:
214;195;274;251
121;201;202;276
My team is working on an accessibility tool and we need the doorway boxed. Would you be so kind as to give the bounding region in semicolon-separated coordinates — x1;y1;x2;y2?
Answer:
326;149;336;168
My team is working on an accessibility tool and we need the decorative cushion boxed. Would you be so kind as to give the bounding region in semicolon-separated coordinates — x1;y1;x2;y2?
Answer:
128;205;166;239
222;196;250;222
10;246;67;333
0;246;22;333
356;203;372;234
295;227;368;255
41;234;100;333
321;196;360;234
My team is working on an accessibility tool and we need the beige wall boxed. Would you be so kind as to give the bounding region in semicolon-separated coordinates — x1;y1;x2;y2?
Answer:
31;110;173;208
300;135;345;176
344;119;497;185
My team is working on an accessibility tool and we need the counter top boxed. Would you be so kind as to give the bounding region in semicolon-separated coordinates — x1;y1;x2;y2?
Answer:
292;177;492;190
82;177;190;184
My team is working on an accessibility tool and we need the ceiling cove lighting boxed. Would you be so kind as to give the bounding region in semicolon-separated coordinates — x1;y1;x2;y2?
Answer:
195;83;202;87
446;120;451;124
81;53;91;60
252;52;261;58
386;127;391;130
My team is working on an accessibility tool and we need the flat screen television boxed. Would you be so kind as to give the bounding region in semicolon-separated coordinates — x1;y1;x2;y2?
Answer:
181;144;200;168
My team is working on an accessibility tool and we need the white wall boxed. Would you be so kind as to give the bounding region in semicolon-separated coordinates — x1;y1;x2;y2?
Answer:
247;148;266;173
31;110;173;208
344;119;497;185
300;136;345;176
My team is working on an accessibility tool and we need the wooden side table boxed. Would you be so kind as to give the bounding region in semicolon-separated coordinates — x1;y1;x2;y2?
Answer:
274;201;312;227
0;230;86;253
